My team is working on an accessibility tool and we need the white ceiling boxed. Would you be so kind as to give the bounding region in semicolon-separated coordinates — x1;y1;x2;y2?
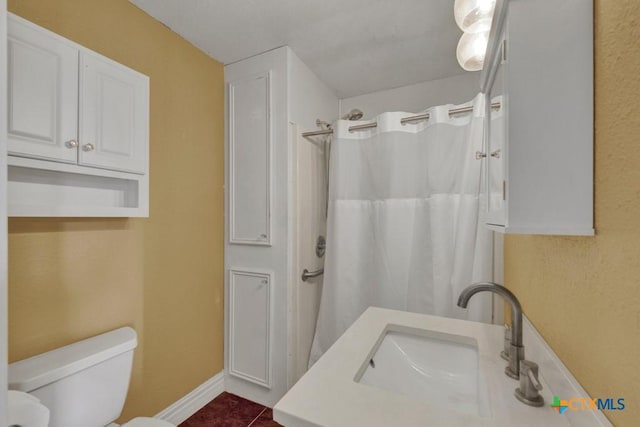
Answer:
129;0;469;98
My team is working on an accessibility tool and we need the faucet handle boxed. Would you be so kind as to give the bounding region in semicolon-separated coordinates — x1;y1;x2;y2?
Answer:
525;361;543;391
514;360;545;407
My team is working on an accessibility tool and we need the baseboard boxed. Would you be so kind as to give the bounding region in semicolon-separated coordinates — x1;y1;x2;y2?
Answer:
155;371;225;424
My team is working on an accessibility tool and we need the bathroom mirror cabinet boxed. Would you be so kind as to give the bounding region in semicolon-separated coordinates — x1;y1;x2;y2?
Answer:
481;0;594;236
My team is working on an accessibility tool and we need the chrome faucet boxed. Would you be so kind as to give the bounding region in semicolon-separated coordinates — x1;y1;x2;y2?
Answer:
457;282;524;379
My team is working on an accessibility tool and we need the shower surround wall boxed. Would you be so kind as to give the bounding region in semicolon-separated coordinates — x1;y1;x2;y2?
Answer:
224;46;338;406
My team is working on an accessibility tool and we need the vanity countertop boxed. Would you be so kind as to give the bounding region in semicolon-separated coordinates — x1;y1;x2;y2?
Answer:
274;307;608;427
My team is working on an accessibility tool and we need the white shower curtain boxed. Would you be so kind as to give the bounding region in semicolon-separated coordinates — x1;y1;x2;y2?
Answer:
309;94;493;366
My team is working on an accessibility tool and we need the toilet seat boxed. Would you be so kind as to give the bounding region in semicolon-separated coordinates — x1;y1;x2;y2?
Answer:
122;417;176;427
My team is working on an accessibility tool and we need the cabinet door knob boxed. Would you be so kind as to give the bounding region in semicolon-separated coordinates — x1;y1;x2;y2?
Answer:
475;151;487;160
65;140;78;148
82;143;95;152
491;149;502;158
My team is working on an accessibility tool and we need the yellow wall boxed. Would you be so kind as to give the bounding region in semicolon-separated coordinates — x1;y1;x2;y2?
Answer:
7;0;224;419
505;1;639;425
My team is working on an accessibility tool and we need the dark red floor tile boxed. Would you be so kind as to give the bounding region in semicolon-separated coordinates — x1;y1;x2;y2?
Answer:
180;392;266;427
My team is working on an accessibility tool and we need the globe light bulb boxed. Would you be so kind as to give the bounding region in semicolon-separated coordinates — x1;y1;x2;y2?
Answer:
456;31;490;72
454;0;497;34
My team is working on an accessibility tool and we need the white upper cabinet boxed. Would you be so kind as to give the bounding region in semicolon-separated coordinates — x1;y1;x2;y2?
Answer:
7;17;78;163
79;51;148;174
481;0;594;236
6;13;149;217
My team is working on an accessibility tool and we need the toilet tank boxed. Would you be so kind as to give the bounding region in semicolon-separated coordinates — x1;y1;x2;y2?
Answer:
8;327;138;427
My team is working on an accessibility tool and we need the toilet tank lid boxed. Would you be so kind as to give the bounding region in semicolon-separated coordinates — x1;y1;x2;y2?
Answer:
9;327;137;392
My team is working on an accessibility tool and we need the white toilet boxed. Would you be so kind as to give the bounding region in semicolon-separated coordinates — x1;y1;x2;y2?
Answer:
8;327;175;427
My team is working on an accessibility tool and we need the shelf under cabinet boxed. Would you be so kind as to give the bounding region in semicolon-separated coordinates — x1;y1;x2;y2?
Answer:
7;156;149;217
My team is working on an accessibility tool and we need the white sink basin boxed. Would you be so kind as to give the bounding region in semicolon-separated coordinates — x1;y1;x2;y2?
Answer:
274;308;583;427
357;327;489;416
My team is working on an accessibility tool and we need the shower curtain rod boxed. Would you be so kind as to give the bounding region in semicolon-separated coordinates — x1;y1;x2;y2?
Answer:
302;102;501;138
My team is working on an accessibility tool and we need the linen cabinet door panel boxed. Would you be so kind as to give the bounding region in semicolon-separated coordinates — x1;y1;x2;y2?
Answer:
7;18;78;163
228;73;271;245
229;269;272;388
79;52;148;174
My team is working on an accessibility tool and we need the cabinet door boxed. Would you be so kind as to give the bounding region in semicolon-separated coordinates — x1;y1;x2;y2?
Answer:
7;17;78;163
79;52;148;174
229;269;272;388
228;73;271;245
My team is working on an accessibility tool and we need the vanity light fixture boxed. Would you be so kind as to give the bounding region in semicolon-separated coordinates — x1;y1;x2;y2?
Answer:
454;0;497;33
456;30;490;72
454;0;496;71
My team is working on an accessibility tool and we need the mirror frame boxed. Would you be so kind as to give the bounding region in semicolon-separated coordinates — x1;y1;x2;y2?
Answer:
480;0;509;94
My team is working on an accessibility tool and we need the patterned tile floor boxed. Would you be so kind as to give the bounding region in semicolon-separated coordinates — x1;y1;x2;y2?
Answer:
179;392;282;427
